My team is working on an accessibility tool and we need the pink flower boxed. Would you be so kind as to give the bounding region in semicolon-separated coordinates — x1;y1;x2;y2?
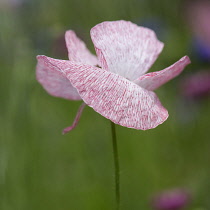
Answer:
152;189;190;210
184;0;210;61
180;70;210;99
36;20;190;133
185;0;210;49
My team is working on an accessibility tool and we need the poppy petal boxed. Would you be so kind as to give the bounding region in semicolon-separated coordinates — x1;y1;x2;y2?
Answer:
39;56;169;130
65;30;98;65
134;56;191;91
36;55;81;100
90;20;164;80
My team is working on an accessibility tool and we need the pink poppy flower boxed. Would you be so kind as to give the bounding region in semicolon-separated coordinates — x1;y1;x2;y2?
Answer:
184;0;210;61
36;20;190;133
180;70;210;99
185;0;210;49
152;189;190;210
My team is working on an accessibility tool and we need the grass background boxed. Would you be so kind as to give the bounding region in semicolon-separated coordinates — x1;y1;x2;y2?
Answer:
1;0;210;209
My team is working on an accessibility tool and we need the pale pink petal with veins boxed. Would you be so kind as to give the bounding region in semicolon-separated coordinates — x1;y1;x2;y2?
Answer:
38;56;168;130
36;56;81;100
62;102;86;134
134;56;191;91
65;30;98;65
90;20;164;80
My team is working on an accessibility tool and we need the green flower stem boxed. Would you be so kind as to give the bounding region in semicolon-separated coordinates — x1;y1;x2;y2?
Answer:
110;121;120;210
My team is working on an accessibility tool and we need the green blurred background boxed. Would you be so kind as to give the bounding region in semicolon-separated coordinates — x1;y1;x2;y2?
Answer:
1;0;210;209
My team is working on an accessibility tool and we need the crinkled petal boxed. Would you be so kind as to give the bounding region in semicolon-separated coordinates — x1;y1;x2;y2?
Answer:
134;56;191;91
38;56;169;130
36;55;81;100
63;102;86;134
90;20;164;80
65;30;98;65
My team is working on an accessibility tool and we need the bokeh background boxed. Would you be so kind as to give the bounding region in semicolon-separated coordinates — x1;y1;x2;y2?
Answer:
1;0;210;209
